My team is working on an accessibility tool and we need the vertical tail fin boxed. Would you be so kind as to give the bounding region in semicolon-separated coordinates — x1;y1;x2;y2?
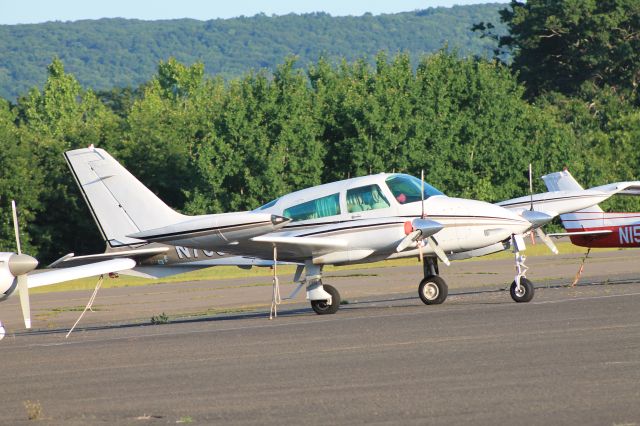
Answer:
541;169;604;231
65;147;187;247
542;169;604;213
541;169;586;192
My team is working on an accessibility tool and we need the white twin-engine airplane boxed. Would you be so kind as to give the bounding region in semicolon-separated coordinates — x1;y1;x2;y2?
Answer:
0;201;134;337
58;147;631;316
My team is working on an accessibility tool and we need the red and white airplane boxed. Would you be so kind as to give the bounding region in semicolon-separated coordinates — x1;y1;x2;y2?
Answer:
542;170;640;248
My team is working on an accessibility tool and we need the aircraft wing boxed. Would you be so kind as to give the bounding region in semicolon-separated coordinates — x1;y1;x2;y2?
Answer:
251;235;348;249
28;258;136;289
49;247;168;267
243;217;411;263
118;256;289;279
49;244;284;279
587;181;640;196
497;189;613;218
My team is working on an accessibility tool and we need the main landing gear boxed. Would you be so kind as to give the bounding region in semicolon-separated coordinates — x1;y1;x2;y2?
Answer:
418;257;448;305
303;263;341;315
280;261;341;316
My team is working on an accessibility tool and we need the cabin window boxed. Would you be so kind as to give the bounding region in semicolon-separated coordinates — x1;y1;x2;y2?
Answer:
385;174;444;205
346;184;390;213
283;193;341;221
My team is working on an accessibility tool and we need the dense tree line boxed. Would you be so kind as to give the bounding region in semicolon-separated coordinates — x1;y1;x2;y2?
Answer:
0;4;507;100
1;1;640;262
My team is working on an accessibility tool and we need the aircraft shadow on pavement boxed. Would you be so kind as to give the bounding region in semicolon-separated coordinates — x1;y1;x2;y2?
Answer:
12;277;638;339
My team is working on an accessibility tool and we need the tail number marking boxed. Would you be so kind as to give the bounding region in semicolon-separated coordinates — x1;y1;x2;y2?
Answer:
619;225;640;245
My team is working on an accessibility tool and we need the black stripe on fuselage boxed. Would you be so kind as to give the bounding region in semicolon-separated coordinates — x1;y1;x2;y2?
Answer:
281;215;525;238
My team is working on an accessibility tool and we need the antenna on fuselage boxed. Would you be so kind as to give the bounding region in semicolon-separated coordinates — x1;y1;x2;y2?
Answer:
421;169;425;219
529;163;534;211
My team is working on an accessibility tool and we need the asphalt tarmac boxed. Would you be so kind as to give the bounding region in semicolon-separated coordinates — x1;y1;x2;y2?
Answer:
2;249;640;424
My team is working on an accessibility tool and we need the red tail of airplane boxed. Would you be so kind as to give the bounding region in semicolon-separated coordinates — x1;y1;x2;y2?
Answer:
543;170;640;248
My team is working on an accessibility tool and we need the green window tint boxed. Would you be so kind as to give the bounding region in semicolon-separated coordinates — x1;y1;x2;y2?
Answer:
346;184;390;213
385;174;444;205
283;193;341;222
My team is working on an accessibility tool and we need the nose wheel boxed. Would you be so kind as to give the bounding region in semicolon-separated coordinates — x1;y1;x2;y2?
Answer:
510;235;535;303
510;278;534;303
418;275;448;305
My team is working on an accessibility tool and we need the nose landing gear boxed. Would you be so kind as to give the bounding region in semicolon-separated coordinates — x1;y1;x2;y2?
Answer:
418;257;448;305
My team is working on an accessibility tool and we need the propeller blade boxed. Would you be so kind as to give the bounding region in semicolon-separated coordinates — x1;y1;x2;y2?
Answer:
427;237;450;266
535;228;559;255
396;230;420;252
11;200;21;255
17;274;31;328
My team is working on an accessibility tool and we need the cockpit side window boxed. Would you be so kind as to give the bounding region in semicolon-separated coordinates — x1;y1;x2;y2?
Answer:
385;174;444;205
346;184;391;213
283;193;341;222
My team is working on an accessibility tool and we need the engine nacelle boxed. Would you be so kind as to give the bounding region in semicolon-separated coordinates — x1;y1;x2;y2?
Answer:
0;252;18;300
0;252;38;301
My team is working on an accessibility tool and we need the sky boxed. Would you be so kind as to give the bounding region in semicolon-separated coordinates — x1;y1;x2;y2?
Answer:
0;0;507;25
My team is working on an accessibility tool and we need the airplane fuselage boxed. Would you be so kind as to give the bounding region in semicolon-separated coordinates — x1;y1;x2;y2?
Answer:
561;211;640;248
244;173;532;265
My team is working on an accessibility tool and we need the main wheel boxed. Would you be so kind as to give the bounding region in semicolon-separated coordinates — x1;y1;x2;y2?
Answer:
418;276;448;305
510;277;535;303
310;284;341;315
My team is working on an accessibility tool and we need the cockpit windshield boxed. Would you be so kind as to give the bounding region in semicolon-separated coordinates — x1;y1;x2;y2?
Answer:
385;174;444;205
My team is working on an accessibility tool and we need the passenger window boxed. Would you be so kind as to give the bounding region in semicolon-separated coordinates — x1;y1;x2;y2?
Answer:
283;193;341;222
346;185;390;213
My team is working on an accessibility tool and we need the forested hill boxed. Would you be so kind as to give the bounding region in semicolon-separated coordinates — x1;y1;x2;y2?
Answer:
0;3;505;100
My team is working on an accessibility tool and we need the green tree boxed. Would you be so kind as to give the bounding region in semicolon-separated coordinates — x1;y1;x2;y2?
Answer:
413;51;578;200
496;0;640;99
0;99;42;253
17;58;122;261
122;59;209;210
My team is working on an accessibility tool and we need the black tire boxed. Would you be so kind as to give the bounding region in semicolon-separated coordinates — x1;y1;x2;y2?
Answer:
310;284;341;315
418;275;448;305
510;278;535;303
